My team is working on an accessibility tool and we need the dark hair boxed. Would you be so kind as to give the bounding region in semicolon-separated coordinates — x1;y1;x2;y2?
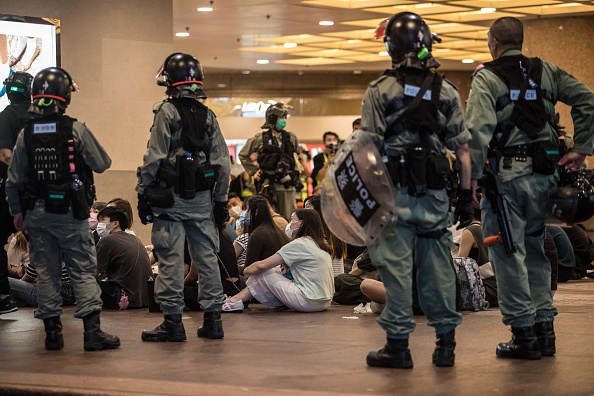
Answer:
228;192;241;202
98;206;130;231
92;201;107;212
248;195;289;245
352;118;361;129
107;198;134;228
490;17;523;49
294;208;330;254
305;195;346;259
322;131;339;143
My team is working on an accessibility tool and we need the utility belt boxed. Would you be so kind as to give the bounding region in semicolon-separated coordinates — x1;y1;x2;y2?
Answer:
145;157;217;208
259;168;299;190
494;142;559;175
385;147;452;197
20;180;94;220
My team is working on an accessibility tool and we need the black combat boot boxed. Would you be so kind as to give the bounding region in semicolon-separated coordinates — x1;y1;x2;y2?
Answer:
432;329;456;367
496;326;542;360
43;317;64;350
534;321;556;356
367;338;413;369
142;314;186;342
197;311;224;339
82;310;121;351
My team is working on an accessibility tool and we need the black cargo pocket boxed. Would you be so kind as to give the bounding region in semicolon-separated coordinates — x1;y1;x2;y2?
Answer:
45;184;71;214
145;185;175;208
532;141;560;175
196;164;217;191
426;155;451;189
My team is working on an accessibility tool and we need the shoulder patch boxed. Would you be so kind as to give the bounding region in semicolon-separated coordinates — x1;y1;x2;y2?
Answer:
369;74;389;87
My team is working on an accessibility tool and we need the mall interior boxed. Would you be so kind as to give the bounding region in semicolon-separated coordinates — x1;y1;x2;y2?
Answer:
1;1;594;395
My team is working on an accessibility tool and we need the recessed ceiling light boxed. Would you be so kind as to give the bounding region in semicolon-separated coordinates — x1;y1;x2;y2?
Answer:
353;70;362;75
197;7;213;12
379;51;389;56
175;32;190;37
217;83;227;88
319;21;334;26
256;59;269;64
462;59;475;64
242;70;251;75
283;42;297;48
480;7;496;13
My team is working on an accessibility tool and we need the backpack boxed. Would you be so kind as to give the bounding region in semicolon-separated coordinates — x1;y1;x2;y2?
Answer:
453;257;488;311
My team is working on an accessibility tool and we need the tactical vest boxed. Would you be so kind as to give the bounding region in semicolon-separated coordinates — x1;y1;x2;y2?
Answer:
23;115;93;197
168;97;209;158
383;68;444;143
257;130;296;175
482;55;550;139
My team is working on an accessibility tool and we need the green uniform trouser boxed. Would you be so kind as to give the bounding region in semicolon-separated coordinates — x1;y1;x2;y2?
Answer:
274;184;296;222
368;187;461;339
152;190;222;314
481;172;557;327
25;201;102;320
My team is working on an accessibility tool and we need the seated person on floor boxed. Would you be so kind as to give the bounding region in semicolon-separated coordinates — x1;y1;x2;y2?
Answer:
106;198;136;236
7;231;29;278
226;192;243;241
95;206;153;309
333;249;377;305
9;261;75;307
240;195;289;275
90;201;107;244
223;209;334;313
559;224;594;281
234;198;251;270
304;195;346;276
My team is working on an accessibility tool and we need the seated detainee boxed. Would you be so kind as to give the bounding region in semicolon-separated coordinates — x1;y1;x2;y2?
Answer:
106;198;136;236
333;249;377;305
223;209;334;313
95;207;153;309
241;195;289;274
7;231;29;278
9;262;75;307
559;224;594;280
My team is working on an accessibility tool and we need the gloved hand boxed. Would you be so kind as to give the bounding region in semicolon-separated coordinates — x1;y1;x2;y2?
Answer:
137;193;154;225
454;188;473;230
213;201;229;227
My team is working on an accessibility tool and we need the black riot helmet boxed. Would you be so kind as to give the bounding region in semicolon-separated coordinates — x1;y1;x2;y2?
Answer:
548;170;594;224
3;71;33;103
31;67;75;106
381;12;438;67
262;102;291;129
161;53;204;87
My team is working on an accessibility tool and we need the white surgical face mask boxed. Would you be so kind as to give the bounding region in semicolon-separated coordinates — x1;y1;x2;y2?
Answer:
229;206;242;219
96;222;111;238
285;220;302;239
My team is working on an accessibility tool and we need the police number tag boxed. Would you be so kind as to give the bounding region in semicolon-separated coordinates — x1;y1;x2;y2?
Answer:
334;152;380;227
33;123;57;134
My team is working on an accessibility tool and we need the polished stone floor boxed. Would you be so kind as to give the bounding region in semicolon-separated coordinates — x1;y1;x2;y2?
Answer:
1;280;594;396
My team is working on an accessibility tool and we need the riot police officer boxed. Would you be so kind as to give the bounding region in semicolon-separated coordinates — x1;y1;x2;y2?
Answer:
0;71;33;315
6;67;120;351
238;102;300;221
467;17;594;360
361;12;472;368
137;53;231;342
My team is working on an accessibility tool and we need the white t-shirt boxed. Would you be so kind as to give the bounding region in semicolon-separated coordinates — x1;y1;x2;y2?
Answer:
277;237;333;301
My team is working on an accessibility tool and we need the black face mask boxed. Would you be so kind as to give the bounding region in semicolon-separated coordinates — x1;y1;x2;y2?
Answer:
325;142;339;154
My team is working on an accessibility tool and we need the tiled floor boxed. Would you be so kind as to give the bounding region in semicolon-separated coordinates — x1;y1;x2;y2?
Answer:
1;280;594;395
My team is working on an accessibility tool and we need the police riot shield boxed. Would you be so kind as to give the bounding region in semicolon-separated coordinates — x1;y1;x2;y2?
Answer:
321;129;396;246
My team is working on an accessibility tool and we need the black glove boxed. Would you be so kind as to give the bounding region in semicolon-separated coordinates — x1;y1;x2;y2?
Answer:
213;201;229;227
137;193;154;225
454;188;473;230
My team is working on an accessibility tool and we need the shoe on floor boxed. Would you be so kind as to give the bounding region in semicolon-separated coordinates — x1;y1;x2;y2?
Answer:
222;297;244;313
0;296;18;315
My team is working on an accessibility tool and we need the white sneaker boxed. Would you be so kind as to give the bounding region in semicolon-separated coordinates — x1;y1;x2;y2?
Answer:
222;297;244;313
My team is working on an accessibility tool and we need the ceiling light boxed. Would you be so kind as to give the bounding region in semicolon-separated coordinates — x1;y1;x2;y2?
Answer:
283;42;297;48
379;51;389;56
461;59;475;64
319;21;334;26
217;83;227;88
197;7;213;12
175;27;190;37
242;70;251;75
480;7;496;13
256;59;269;64
353;70;362;74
